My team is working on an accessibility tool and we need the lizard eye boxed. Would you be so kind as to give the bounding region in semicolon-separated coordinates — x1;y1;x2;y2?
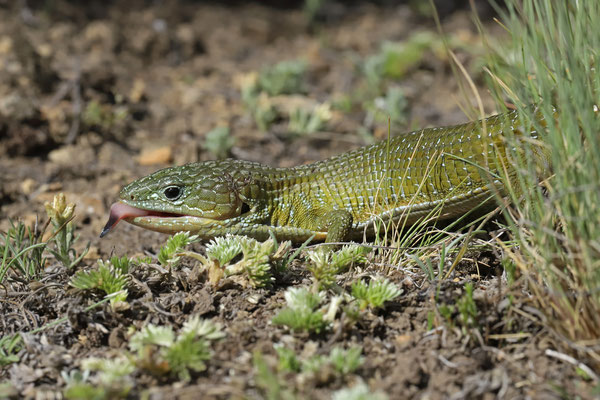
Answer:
163;186;182;201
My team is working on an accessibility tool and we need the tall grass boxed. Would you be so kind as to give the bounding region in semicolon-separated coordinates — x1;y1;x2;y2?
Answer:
487;0;600;365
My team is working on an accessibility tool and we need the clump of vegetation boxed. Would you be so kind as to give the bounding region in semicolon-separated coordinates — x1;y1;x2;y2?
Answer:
332;381;389;400
130;232;292;288
363;86;408;127
69;256;132;308
45;193;89;269
271;274;402;334
272;287;330;333
239;72;278;131
157;232;200;270
436;282;479;334
129;316;225;380
456;282;478;330
435;282;480;338
192;234;292;288
238;60;330;135
303;0;328;24
203;126;235;159
487;0;600;366
273;244;401;333
287;102;332;136
1;194;89;281
351;277;402;311
258;60;307;96
82;99;129;133
254;343;366;399
0;382;18;399
363;33;435;86
305;244;371;290
70;231;285;310
229;235;291;287
63;316;225;399
411;231;471;282
276;344;363;375
245;90;278;132
63;357;135;400
0;219;47;282
0;334;22;367
252;351;296;400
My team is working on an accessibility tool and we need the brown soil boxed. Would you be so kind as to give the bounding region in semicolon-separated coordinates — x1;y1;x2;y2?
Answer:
0;1;594;399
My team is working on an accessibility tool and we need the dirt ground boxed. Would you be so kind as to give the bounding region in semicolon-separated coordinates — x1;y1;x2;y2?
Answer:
0;1;594;398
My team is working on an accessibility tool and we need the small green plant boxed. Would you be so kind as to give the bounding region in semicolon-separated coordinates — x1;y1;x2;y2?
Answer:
63;357;135;400
306;244;371;290
276;344;363;376
252;94;279;131
204;235;245;265
351;277;402;310
191;234;292;288
203;126;235;159
287;102;332;136
364;33;435;87
44;193;89;269
82;100;128;132
0;334;22;366
253;351;297;400
240;72;260;106
328;345;364;375
272;287;329;333
0;382;18;399
238;61;313;133
303;0;327;23
438;304;454;326
69;256;131;307
435;283;479;333
254;344;364;400
66;315;225;395
275;345;301;373
502;258;517;286
364;86;408;127
296;353;327;375
0;220;47;282
456;282;478;330
411;232;469;282
129;316;225;381
239;73;279;132
230;236;290;287
332;381;389;400
258;60;307;96
157;232;199;269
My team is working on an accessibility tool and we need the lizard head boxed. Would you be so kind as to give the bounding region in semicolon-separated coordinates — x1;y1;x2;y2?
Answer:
100;160;267;238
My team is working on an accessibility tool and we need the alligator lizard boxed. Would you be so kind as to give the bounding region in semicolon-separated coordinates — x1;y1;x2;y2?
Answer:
100;109;548;242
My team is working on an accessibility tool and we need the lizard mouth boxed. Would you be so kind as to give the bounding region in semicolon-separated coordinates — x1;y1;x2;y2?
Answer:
100;202;212;237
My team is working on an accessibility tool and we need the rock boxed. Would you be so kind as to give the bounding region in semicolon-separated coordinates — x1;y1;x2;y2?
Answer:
48;144;94;166
21;178;37;195
136;145;173;165
0;93;37;120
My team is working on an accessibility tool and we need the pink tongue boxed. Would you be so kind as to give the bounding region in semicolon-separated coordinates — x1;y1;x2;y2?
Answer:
100;202;153;238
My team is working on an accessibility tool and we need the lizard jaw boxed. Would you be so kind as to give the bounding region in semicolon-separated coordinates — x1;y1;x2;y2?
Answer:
100;202;192;237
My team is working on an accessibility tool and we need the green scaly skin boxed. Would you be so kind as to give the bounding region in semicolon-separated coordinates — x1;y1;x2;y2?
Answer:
109;109;548;242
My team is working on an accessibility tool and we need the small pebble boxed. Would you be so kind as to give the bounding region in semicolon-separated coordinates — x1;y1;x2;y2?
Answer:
21;178;36;195
136;146;172;165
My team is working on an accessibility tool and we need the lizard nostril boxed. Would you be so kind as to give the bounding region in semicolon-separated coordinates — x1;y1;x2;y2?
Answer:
241;202;251;214
130;195;135;200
